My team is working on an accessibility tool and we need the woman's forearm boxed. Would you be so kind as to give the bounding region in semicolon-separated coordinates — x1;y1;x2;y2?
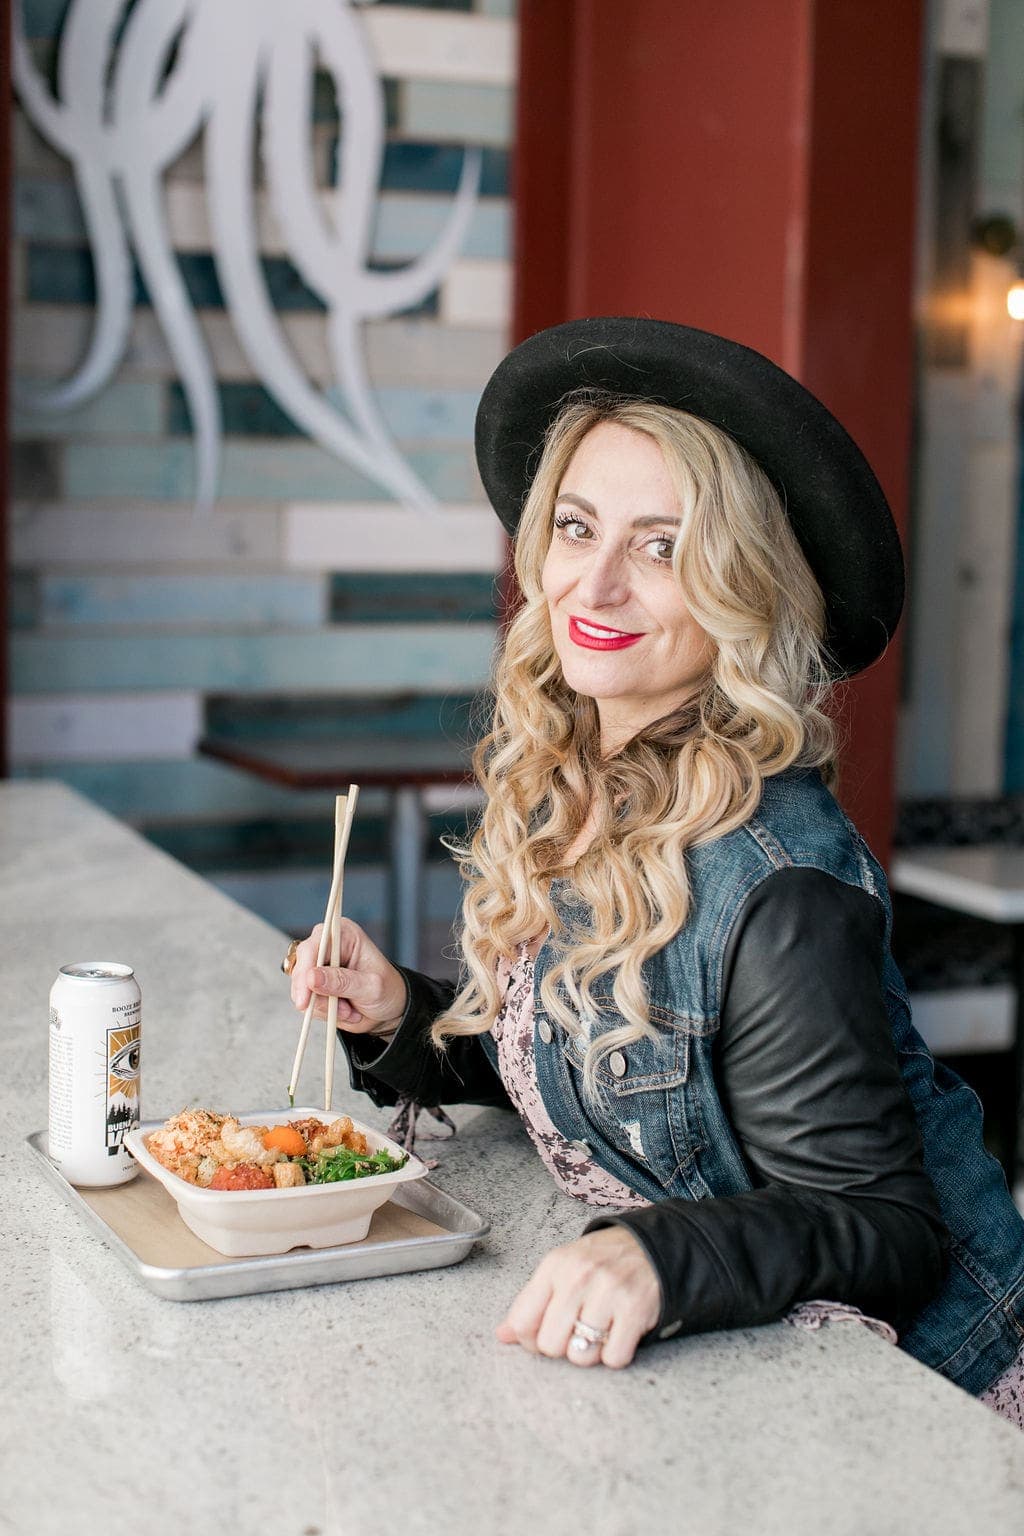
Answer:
585;1180;948;1336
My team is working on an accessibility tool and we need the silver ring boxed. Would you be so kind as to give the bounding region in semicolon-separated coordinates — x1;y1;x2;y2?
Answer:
570;1318;610;1348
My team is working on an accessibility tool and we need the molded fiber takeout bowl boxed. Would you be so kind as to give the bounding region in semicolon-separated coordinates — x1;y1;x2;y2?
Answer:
125;1108;427;1257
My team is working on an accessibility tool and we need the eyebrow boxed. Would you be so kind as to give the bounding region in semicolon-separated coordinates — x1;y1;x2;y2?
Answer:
554;491;681;529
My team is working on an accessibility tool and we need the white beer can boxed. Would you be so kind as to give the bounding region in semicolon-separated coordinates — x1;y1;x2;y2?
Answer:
48;962;141;1186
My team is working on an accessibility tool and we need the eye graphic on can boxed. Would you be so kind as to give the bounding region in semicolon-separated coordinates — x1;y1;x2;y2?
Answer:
105;1023;141;1154
106;1026;138;1099
108;1035;141;1093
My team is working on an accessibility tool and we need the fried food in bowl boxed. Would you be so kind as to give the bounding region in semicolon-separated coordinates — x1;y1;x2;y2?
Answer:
125;1108;427;1256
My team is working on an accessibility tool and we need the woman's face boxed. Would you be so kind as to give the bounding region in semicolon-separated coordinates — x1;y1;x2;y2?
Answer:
541;421;714;754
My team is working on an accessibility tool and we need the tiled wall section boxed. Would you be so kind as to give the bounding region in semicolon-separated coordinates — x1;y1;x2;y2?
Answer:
8;0;514;962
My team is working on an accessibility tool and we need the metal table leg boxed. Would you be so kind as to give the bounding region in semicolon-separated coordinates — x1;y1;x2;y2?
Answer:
389;786;425;972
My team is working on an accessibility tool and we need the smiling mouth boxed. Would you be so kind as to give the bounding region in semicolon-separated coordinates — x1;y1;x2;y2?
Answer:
568;615;645;650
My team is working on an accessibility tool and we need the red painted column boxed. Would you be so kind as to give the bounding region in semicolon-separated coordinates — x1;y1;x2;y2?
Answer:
509;0;923;866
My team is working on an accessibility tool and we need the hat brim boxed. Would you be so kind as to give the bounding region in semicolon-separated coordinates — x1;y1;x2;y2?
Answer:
474;317;904;678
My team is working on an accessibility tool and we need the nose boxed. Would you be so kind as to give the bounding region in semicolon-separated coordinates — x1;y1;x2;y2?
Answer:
572;540;632;610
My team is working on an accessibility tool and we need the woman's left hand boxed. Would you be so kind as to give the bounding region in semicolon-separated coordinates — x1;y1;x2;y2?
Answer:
496;1226;662;1368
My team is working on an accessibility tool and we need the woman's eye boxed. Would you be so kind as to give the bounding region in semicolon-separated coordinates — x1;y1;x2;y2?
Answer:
553;513;590;540
553;514;674;563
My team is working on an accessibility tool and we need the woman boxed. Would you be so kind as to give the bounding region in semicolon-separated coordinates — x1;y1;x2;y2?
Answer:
288;318;1024;1421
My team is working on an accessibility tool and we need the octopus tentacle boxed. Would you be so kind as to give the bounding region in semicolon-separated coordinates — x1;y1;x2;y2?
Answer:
209;9;435;509
263;6;402;478
14;0;133;410
12;0;479;513
112;0;219;508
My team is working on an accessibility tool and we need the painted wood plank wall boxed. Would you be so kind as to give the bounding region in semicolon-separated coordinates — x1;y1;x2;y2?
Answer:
7;0;515;940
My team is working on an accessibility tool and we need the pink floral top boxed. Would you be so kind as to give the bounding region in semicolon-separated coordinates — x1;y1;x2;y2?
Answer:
491;941;648;1209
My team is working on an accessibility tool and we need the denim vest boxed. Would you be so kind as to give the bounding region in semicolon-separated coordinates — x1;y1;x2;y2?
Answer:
475;765;1024;1395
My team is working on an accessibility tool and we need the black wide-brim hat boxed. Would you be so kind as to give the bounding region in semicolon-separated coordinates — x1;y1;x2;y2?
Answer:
474;316;904;678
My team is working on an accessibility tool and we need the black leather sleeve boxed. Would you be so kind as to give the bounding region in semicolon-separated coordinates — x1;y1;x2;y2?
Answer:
584;867;950;1340
338;965;511;1110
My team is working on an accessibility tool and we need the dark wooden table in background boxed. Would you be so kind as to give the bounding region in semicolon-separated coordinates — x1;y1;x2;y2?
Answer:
199;733;476;970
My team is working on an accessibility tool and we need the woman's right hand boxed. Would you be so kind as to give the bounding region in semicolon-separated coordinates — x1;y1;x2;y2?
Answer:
288;918;408;1036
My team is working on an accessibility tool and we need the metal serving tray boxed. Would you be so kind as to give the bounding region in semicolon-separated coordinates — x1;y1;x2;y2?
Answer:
27;1129;490;1302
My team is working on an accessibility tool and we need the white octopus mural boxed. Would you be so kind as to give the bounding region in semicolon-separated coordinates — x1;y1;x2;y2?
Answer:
12;0;482;510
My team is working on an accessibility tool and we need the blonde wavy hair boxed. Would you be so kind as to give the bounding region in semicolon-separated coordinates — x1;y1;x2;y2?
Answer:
433;394;845;1099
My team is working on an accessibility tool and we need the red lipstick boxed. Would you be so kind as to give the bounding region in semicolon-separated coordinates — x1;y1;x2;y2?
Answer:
568;615;644;651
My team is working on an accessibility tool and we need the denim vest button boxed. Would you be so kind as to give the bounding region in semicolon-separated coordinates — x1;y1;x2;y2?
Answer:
608;1049;627;1077
537;1018;553;1045
658;1319;682;1340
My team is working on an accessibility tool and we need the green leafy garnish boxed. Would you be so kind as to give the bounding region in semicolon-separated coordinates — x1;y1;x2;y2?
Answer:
304;1144;408;1184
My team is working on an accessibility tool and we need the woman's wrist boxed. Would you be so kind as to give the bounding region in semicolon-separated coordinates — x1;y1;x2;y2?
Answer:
367;969;410;1036
367;1015;402;1038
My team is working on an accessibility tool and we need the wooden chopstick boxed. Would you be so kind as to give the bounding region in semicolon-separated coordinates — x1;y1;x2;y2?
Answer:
324;787;359;1111
286;784;360;1108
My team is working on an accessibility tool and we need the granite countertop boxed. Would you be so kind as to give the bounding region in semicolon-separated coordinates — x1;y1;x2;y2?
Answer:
4;781;1024;1536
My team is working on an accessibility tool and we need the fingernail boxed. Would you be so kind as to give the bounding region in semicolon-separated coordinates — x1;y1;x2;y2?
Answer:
311;968;325;988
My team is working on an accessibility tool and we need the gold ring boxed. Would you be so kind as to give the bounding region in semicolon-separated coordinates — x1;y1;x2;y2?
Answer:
281;939;300;975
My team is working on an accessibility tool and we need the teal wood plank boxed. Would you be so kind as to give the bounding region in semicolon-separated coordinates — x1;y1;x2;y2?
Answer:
329;572;496;623
26;245;380;314
14;175;82;242
15;177;509;261
39;573;326;629
402;81;512;145
64;441;195;499
11;442;60;499
311;73;399;128
372;196;509;259
223;441;481;501
20;0;69;39
375;142;508;197
65;439;481;501
11;379;163;438
204;690;486;741
11;623;496;692
9;571;40;630
168;383;295;438
374;386;478;441
168;382;479;442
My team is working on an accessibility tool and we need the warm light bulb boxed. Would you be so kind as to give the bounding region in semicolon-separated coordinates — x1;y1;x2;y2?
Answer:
1008;280;1024;319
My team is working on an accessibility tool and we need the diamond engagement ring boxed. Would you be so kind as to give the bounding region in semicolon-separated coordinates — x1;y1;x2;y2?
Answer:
569;1319;610;1353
